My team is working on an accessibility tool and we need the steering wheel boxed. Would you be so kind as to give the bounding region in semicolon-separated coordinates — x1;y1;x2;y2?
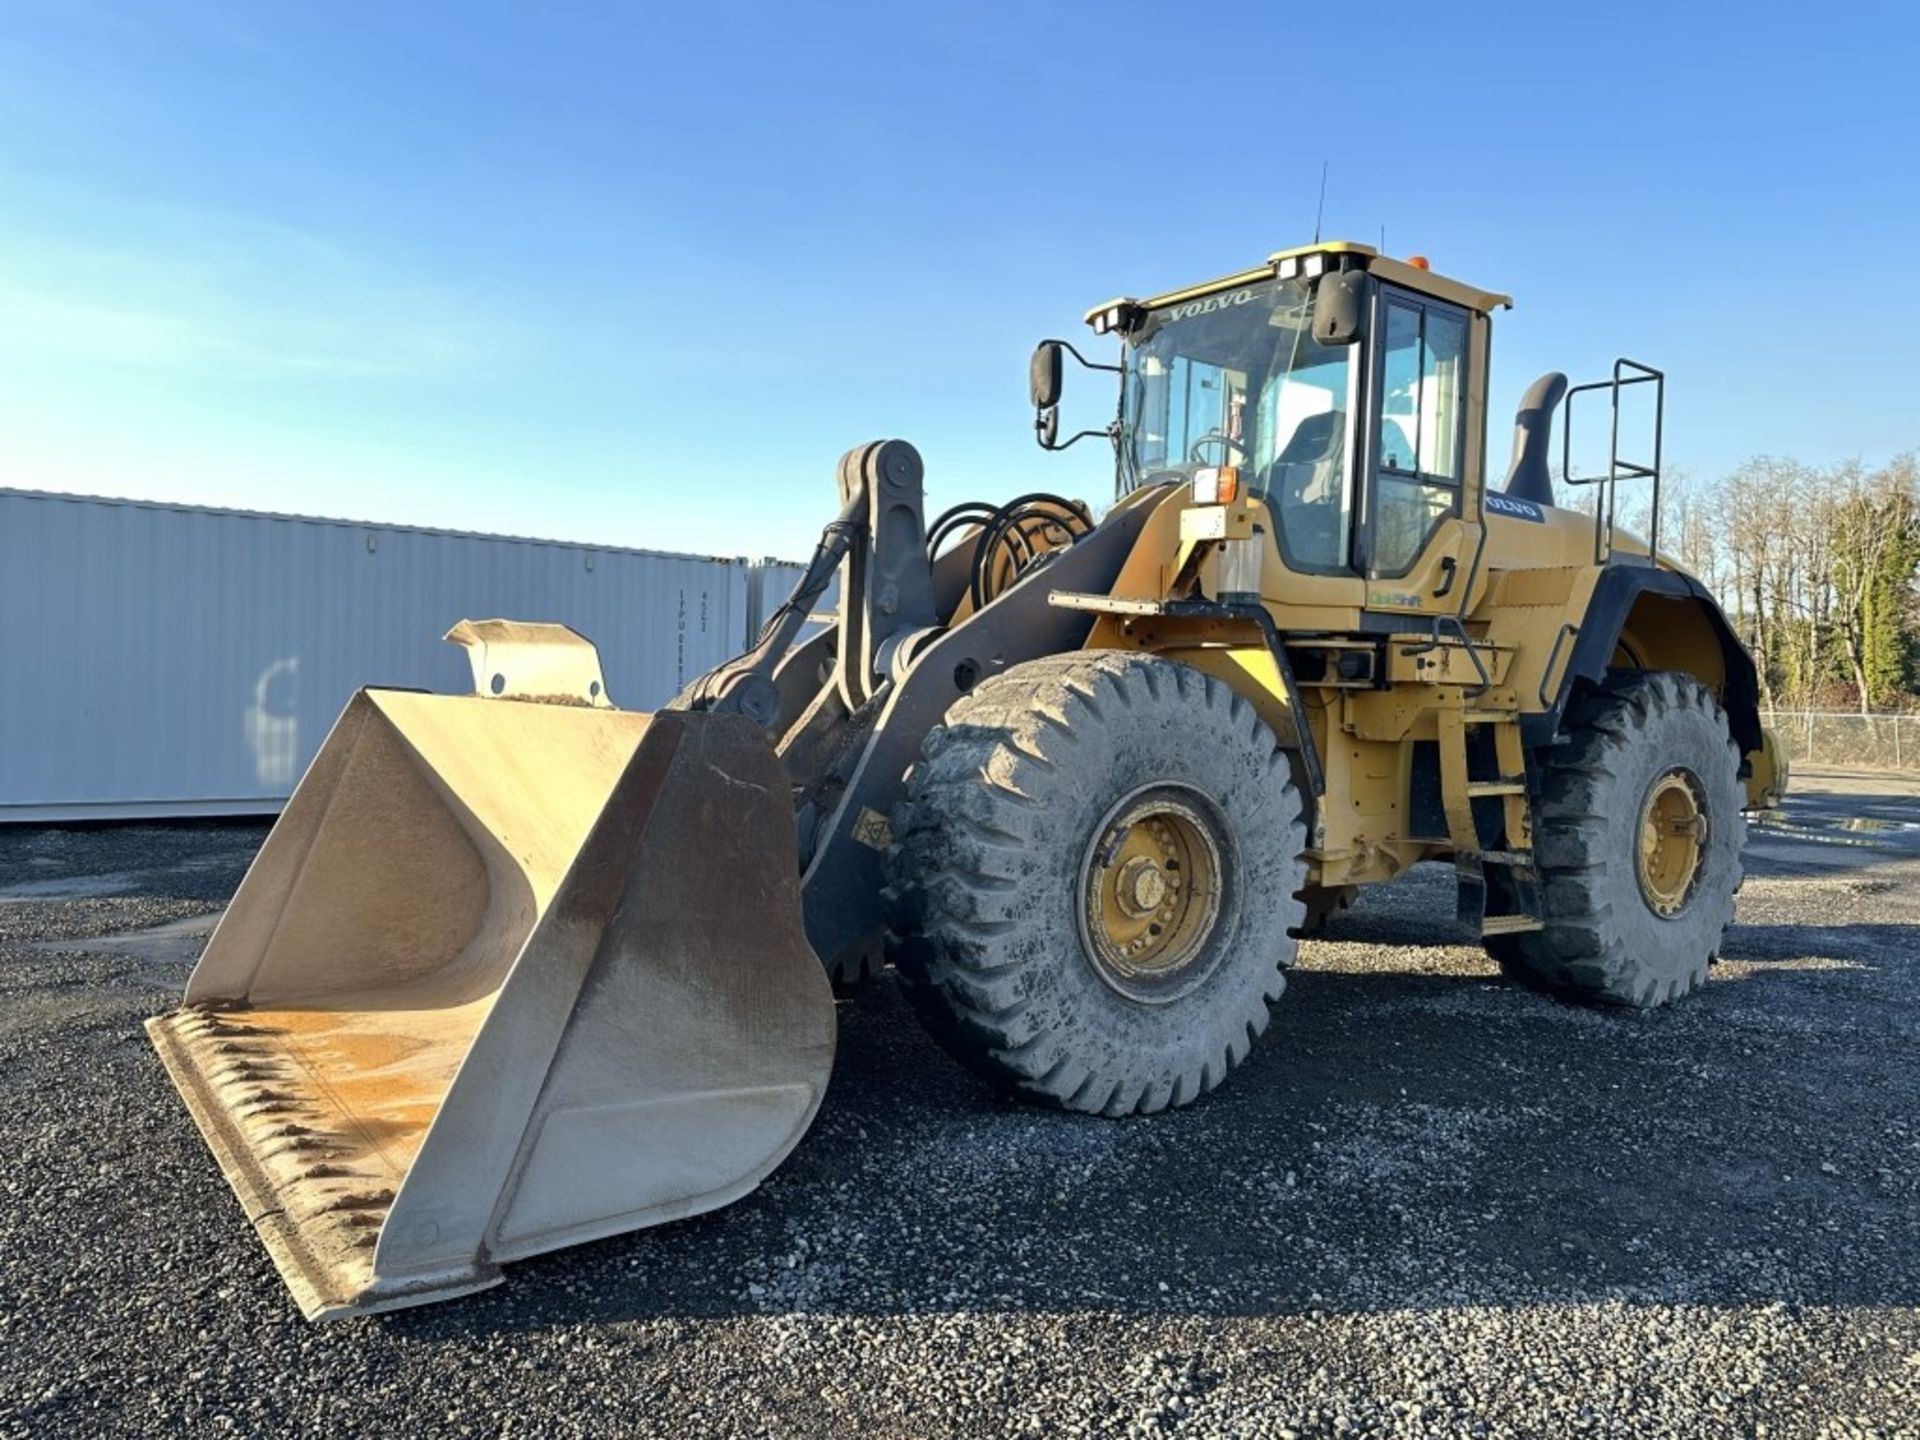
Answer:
1187;431;1248;465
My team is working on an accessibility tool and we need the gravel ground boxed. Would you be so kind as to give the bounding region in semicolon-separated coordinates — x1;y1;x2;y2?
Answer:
2;769;1917;1439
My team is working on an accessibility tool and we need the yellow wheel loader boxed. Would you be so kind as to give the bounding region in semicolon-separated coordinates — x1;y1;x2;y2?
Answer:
149;242;1786;1318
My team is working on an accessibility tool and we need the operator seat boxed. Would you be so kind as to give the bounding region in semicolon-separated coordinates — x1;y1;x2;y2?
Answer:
1260;410;1346;567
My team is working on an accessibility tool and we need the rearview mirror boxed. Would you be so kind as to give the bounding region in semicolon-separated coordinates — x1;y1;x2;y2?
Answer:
1312;271;1366;346
1028;337;1121;452
1029;341;1064;409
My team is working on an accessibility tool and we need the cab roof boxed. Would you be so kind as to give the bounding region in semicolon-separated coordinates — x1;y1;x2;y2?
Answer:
1083;241;1512;330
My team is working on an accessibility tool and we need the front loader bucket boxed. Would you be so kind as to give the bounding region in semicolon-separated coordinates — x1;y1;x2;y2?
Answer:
147;678;834;1320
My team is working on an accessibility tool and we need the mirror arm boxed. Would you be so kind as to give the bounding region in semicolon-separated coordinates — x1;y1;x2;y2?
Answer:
1038;420;1120;453
1030;338;1124;452
1051;339;1122;374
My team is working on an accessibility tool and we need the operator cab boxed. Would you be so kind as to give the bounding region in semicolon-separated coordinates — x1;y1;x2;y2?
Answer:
1032;243;1515;617
1114;272;1358;573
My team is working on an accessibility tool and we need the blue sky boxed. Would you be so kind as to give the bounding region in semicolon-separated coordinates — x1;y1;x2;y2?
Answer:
0;1;1915;559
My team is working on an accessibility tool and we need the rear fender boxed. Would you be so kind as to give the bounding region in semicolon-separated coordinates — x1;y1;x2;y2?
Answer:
1529;566;1763;759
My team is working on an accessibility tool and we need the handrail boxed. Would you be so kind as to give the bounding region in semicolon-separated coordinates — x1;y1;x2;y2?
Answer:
1560;358;1665;566
1399;615;1493;698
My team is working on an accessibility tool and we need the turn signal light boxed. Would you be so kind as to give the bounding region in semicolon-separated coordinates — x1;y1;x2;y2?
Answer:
1193;466;1240;505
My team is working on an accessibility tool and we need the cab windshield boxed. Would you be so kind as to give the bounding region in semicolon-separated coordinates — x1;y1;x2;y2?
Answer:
1120;275;1355;571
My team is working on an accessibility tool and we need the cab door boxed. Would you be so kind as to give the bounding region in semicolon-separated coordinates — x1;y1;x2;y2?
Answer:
1356;286;1483;618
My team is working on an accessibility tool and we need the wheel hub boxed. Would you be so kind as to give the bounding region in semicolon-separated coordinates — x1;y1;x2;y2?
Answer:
1079;787;1226;1004
1637;768;1707;918
1114;856;1169;916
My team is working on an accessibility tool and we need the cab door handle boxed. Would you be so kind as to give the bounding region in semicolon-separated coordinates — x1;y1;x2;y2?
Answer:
1433;556;1458;598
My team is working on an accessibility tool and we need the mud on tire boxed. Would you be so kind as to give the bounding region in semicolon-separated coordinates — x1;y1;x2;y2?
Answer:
1490;670;1745;1007
886;651;1306;1116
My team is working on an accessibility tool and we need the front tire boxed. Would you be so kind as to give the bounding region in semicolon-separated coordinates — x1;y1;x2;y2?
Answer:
1490;671;1745;1007
888;651;1306;1116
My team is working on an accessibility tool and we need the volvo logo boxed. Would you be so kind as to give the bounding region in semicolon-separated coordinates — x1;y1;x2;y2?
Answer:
1163;288;1257;322
1487;494;1546;522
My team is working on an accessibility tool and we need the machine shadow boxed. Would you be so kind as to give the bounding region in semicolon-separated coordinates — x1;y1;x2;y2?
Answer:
395;898;1919;1340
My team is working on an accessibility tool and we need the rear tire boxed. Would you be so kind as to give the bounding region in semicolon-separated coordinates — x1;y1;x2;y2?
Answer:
1490;671;1744;1007
887;651;1306;1116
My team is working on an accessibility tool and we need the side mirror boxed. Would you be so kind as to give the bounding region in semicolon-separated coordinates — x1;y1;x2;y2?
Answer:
1312;271;1366;346
1028;337;1121;452
1029;341;1064;409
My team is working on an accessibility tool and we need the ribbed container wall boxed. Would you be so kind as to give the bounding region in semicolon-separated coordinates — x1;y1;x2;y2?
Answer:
0;490;754;821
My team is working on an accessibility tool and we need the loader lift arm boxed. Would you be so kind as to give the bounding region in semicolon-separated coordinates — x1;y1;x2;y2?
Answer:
674;440;1156;984
681;440;939;727
680;483;866;730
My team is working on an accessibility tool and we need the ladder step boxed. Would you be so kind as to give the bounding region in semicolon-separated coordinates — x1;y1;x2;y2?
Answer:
1481;914;1545;936
1479;849;1536;866
1461;709;1520;725
1466;779;1527;797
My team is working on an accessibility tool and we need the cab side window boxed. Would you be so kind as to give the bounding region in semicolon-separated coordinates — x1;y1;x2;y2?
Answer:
1372;296;1466;576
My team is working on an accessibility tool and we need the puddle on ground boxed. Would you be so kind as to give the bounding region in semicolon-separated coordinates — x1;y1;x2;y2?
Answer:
28;910;223;965
1748;809;1916;848
0;871;145;900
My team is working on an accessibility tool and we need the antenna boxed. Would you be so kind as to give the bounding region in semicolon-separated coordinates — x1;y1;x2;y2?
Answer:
1312;161;1329;243
1379;223;1386;255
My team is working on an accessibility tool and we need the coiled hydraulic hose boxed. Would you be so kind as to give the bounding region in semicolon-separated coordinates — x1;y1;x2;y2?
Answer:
927;493;1093;612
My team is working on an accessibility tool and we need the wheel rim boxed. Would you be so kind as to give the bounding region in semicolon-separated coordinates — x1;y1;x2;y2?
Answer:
1078;786;1228;1004
1637;768;1708;918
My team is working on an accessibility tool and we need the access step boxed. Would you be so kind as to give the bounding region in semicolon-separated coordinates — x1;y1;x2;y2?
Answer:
1481;914;1545;936
1478;849;1537;867
1466;779;1527;797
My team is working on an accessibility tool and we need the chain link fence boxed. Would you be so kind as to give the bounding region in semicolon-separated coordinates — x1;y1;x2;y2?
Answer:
1768;711;1920;774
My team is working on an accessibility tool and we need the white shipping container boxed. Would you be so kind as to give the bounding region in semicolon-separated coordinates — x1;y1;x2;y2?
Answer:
0;489;756;821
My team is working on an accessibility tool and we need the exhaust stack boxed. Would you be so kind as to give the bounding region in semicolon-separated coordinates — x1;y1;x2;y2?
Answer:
1503;370;1568;508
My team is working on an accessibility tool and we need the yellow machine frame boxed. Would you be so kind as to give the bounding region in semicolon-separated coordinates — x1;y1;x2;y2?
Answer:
1067;243;1775;897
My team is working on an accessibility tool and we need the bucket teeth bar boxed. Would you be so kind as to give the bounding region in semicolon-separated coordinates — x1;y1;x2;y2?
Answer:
149;1007;405;1308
